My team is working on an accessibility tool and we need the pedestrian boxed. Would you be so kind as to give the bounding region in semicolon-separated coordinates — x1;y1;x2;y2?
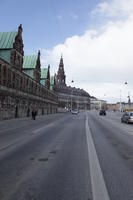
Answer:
32;109;36;120
32;110;34;120
34;110;37;120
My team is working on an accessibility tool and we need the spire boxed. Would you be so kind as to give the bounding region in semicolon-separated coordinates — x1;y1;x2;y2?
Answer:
59;54;64;67
36;50;41;71
45;64;50;89
18;24;23;36
47;64;50;79
57;56;66;86
38;50;41;59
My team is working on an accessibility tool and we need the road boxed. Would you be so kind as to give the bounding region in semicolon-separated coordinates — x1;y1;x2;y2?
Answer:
0;111;133;200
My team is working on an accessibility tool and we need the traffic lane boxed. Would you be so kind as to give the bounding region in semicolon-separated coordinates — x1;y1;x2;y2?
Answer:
0;112;92;200
101;112;133;136
88;112;133;200
94;110;133;135
96;110;122;123
0;113;70;151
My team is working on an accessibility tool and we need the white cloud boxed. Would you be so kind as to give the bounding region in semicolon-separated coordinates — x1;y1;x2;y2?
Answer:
92;0;133;17
41;0;133;103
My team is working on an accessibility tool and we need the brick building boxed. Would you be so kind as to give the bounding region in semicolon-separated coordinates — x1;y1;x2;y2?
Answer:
0;25;58;120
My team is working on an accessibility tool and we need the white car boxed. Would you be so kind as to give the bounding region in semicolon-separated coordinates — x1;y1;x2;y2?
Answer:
71;109;79;114
121;112;133;124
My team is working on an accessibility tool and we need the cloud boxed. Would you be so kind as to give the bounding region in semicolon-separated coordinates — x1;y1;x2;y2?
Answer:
91;0;133;18
41;0;133;103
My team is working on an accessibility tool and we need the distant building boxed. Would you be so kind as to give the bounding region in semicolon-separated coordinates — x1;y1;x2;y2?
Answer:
107;102;133;112
0;25;58;120
54;56;91;110
90;97;107;110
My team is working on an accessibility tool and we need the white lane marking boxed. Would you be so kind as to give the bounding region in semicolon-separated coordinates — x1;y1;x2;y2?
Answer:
85;112;110;200
33;123;54;134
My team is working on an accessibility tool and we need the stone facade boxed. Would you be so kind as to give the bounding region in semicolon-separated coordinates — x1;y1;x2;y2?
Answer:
0;25;58;120
54;57;90;110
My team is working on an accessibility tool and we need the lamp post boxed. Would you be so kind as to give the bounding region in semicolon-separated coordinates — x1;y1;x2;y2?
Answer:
71;80;74;111
125;81;131;111
120;90;122;112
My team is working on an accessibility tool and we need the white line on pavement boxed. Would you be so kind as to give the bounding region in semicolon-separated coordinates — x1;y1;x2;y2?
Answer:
85;112;110;200
32;123;54;134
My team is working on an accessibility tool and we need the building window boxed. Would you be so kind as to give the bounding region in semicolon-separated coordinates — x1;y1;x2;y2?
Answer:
12;73;15;88
8;69;12;87
3;65;7;85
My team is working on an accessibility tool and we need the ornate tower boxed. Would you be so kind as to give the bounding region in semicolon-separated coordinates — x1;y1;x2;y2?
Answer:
10;24;24;72
34;50;41;83
57;56;66;86
45;65;50;89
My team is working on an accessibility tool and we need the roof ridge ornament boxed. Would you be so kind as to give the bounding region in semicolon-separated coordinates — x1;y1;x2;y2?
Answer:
38;50;41;58
18;24;23;35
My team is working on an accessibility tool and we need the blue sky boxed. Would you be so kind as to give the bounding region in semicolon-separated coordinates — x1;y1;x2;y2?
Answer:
0;0;102;52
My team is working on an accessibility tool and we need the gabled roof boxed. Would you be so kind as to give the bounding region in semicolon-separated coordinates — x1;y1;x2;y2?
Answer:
0;32;17;49
41;68;48;79
23;55;37;69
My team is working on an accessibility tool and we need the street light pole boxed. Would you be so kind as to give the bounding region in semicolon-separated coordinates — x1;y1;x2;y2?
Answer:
71;80;74;111
120;90;122;112
125;81;130;111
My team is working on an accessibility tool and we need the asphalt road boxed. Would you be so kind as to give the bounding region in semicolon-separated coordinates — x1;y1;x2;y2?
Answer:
88;111;133;200
0;111;133;200
0;112;92;200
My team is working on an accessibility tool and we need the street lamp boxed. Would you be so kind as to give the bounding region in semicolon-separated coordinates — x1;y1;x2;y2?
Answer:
124;81;131;111
71;80;74;111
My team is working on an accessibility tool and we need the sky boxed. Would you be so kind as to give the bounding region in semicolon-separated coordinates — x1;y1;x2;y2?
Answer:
0;0;133;103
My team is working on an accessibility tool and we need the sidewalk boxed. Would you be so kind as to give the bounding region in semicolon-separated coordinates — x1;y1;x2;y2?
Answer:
0;112;68;131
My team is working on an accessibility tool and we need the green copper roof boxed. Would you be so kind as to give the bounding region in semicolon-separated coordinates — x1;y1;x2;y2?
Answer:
50;76;54;85
50;76;55;91
40;79;46;86
0;50;10;63
41;68;48;79
0;32;17;49
23;69;34;78
23;55;37;69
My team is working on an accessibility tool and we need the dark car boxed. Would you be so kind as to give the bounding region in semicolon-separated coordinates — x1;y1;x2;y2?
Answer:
121;112;133;124
99;109;106;116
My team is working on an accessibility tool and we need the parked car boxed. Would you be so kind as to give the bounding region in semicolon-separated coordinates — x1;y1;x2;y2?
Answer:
99;109;106;116
71;109;79;114
121;112;133;124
